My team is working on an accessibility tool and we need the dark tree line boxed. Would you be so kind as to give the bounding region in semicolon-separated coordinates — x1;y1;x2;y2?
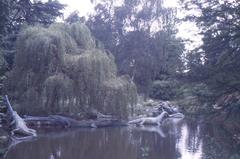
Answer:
1;0;185;97
2;0;239;101
183;0;240;96
0;0;65;73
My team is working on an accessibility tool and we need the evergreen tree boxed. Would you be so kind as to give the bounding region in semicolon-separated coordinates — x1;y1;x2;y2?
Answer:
0;0;65;68
183;0;240;94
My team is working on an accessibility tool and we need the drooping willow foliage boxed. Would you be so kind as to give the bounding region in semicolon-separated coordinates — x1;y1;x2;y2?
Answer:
7;22;137;119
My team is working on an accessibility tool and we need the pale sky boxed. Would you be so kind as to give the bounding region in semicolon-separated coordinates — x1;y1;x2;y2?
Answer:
60;0;94;17
58;0;202;51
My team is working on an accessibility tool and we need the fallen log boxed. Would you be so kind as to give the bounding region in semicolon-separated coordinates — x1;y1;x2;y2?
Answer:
2;95;126;133
24;115;127;128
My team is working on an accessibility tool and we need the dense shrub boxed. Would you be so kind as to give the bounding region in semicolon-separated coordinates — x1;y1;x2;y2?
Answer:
149;80;177;100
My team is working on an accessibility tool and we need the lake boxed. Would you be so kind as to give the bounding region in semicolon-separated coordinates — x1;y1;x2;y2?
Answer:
3;119;240;159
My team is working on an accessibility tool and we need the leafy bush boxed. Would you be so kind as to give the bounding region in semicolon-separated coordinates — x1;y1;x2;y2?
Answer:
0;49;8;75
149;80;177;100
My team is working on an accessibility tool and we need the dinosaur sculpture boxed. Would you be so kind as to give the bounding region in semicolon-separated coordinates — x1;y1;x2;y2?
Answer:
4;95;36;137
128;111;169;125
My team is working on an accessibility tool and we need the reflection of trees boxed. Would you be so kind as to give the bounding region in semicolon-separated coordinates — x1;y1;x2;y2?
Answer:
176;121;240;159
131;126;178;159
186;122;202;153
4;126;180;159
5;128;137;159
0;137;10;158
201;124;240;159
3;122;239;159
176;121;203;159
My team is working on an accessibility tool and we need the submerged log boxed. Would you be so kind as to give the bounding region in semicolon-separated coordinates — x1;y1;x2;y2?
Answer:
24;115;127;128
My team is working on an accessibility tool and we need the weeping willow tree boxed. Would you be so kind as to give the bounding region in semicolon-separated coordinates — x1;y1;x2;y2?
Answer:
7;22;137;119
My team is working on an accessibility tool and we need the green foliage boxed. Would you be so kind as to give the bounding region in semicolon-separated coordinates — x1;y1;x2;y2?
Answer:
65;11;86;24
175;83;214;114
0;0;10;35
149;80;178;100
0;49;8;75
86;0;184;95
6;0;65;30
7;23;137;119
0;0;65;70
183;0;240;94
102;76;137;118
70;23;95;50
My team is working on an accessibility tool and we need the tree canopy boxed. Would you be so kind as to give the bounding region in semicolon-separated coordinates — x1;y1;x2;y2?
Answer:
183;0;240;94
85;0;184;94
7;23;137;119
0;0;65;69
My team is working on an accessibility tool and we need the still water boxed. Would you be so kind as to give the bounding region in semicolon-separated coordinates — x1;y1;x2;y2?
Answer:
3;119;240;159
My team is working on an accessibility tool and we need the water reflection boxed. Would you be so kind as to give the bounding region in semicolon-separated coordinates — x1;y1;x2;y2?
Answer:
2;120;240;159
177;124;202;159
